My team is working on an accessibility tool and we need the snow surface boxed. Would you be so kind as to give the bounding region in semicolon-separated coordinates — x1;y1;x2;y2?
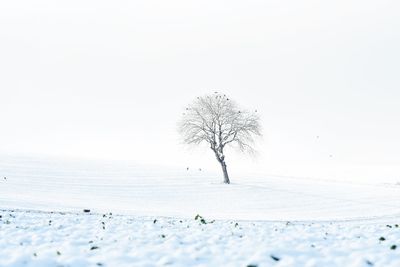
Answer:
1;209;400;267
1;156;400;266
0;156;399;221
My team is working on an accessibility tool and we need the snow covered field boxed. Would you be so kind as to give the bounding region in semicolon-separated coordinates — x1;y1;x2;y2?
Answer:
1;156;400;221
1;209;400;267
1;156;400;266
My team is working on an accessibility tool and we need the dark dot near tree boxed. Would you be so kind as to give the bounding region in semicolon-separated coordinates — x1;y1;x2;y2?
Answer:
270;255;280;261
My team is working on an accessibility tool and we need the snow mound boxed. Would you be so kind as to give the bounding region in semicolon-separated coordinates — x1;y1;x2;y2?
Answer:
1;156;400;220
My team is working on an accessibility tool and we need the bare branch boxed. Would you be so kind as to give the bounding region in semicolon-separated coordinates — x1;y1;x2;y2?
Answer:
178;93;262;183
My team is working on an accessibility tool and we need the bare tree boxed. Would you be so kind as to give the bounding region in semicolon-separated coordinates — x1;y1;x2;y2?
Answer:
178;93;261;184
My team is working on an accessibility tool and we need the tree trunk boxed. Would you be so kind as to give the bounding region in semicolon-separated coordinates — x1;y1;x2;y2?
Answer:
220;161;230;184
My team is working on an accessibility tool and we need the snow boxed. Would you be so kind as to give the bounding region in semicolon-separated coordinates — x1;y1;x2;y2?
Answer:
1;156;400;266
1;156;399;221
1;210;400;267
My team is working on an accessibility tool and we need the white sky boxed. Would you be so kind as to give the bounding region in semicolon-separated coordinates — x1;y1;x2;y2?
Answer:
1;0;400;181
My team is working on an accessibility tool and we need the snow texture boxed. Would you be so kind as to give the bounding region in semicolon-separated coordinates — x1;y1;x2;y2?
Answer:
1;210;400;267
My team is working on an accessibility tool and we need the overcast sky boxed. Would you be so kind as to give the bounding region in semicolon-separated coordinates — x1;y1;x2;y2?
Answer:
1;0;400;180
